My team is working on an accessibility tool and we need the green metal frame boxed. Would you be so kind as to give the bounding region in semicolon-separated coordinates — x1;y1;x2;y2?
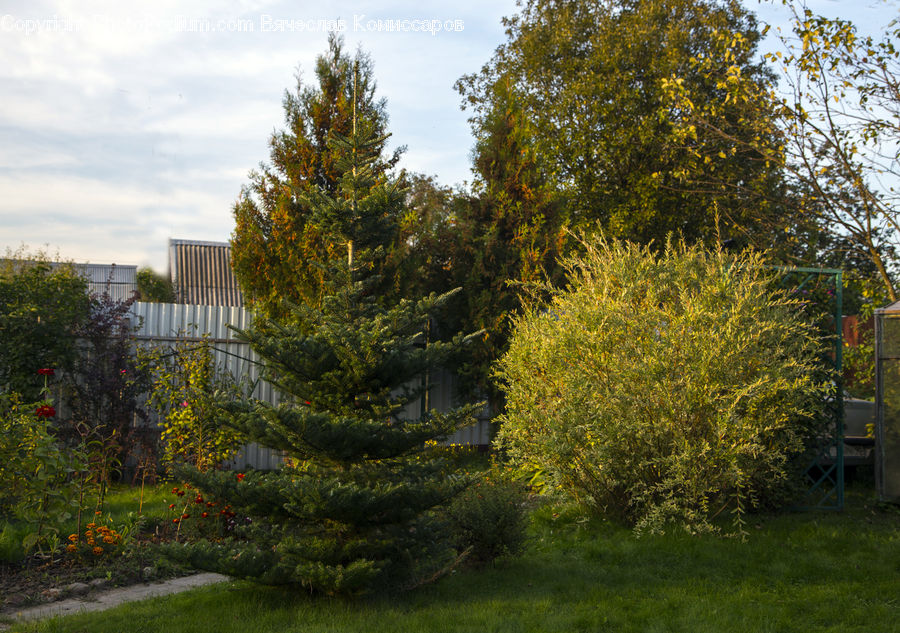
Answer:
774;267;844;510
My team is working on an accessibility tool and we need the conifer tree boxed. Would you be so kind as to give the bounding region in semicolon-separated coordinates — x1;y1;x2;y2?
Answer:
230;34;402;317
452;77;565;404
169;85;481;595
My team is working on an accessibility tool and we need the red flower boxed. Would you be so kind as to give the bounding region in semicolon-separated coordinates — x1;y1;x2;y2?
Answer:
37;368;55;376
201;512;208;518
194;495;204;504
177;490;185;497
172;518;180;524
237;473;245;482
168;503;176;509
36;405;55;418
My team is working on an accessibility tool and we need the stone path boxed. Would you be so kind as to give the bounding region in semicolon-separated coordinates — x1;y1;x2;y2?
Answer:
0;572;230;630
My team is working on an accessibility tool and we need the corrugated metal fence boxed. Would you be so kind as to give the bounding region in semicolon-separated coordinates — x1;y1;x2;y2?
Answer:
130;302;489;470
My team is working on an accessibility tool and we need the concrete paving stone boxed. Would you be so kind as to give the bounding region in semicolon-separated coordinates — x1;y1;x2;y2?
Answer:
0;572;230;630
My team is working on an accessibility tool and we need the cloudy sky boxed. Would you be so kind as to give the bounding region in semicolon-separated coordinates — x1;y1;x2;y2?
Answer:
0;0;892;272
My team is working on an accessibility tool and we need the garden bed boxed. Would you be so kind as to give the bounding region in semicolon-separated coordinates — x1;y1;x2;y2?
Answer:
0;483;199;614
0;541;191;613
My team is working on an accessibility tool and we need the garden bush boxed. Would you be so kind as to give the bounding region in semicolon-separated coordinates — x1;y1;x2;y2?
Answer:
0;252;90;401
143;335;247;473
494;235;830;535
447;465;530;565
62;288;156;487
0;388;84;555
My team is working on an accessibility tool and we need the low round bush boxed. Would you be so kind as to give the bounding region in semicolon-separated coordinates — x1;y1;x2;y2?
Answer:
447;467;529;565
494;235;829;535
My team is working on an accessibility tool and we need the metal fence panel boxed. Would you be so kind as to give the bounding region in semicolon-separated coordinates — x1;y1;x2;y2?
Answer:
130;302;488;470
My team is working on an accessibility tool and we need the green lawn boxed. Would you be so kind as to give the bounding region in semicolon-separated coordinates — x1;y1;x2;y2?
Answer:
12;485;900;633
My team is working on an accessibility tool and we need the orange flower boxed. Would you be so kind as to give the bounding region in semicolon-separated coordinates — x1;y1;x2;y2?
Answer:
67;534;78;543
66;544;77;553
103;535;115;544
92;546;104;556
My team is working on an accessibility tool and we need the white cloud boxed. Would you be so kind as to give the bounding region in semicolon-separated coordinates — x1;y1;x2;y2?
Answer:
0;144;77;169
0;173;235;270
0;0;521;271
143;100;282;139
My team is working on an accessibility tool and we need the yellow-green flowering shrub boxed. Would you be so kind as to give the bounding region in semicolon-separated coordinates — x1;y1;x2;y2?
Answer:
144;337;247;473
495;235;829;535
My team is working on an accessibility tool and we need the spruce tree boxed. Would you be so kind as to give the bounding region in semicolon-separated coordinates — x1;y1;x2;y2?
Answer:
169;84;481;595
230;34;403;318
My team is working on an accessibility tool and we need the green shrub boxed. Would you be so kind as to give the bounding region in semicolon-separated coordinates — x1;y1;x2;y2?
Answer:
447;467;530;564
143;335;247;473
0;252;90;401
0;391;84;556
62;289;156;488
494;235;829;535
0;524;28;562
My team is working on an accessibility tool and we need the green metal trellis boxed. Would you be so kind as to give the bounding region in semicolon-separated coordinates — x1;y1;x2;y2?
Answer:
774;267;844;510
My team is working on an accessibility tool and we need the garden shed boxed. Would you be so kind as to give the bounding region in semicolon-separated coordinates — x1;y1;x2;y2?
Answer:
874;300;900;502
168;238;244;306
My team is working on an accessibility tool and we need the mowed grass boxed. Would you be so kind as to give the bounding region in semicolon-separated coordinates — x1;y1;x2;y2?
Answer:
14;485;900;633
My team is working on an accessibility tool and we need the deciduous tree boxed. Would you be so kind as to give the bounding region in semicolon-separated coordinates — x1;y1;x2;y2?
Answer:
665;2;900;298
136;267;174;303
457;0;788;248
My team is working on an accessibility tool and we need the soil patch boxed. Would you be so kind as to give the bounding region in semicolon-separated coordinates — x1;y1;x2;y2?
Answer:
0;543;191;614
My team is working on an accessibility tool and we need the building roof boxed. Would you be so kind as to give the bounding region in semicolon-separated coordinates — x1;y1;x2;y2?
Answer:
168;239;243;307
73;263;138;301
